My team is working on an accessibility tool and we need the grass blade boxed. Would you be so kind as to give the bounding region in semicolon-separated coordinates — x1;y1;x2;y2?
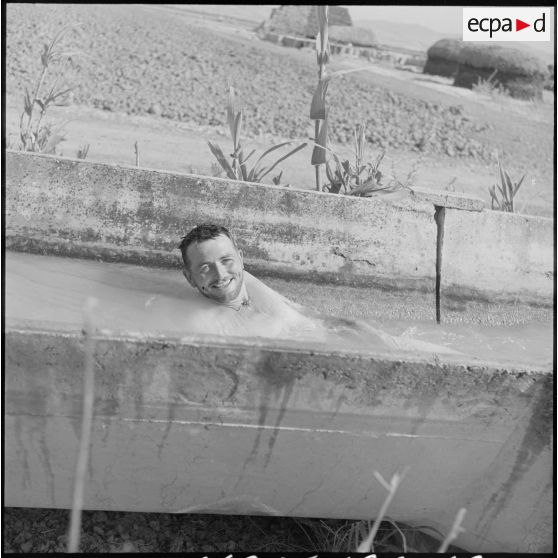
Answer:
311;113;328;166
226;86;236;139
237;147;249;181
316;5;329;64
207;141;236;180
357;468;409;552
437;508;467;553
68;297;98;553
514;174;525;196
242;147;256;164
316;5;329;53
257;142;307;181
233;110;243;151
249;141;302;180
310;78;330;120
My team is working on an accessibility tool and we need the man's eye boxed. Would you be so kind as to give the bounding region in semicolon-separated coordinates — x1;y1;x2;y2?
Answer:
199;265;209;273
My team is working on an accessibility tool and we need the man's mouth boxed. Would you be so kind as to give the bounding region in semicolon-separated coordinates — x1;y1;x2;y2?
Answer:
211;278;233;290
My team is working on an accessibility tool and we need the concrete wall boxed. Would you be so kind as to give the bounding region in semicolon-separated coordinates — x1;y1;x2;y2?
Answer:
5;151;554;304
4;327;553;552
443;208;554;302
5;151;437;291
4;150;554;552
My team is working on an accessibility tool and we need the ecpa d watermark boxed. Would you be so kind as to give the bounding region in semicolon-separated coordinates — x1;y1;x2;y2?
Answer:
463;7;551;41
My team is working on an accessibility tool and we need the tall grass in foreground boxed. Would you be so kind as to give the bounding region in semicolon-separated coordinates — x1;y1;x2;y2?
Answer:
68;297;98;552
357;469;408;552
290;469;467;553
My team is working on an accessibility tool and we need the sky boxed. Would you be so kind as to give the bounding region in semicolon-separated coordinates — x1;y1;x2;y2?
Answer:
345;4;554;57
346;5;463;34
346;5;554;36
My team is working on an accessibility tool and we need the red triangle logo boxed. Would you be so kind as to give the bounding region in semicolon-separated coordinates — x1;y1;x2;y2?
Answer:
516;18;530;31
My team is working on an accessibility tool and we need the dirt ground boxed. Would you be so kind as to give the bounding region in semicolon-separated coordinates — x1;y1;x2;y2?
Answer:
5;79;554;219
4;3;555;217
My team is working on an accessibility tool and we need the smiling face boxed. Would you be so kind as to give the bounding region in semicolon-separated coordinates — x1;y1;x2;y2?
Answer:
183;234;245;303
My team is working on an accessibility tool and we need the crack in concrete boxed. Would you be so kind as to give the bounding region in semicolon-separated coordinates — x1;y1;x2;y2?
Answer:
332;246;376;267
288;476;326;515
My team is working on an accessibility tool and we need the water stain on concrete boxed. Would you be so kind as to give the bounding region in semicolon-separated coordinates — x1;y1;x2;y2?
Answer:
33;418;56;507
13;416;31;490
257;352;302;468
157;401;176;460
263;381;295;469
476;375;553;536
236;351;302;477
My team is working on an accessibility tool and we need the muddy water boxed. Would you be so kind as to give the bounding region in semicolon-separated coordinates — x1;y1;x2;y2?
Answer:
5;251;553;366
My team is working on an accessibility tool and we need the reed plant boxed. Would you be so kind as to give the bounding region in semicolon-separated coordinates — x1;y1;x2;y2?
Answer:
311;7;403;198
310;7;371;192
310;6;330;191
322;124;416;196
208;86;306;185
488;159;525;212
19;26;79;154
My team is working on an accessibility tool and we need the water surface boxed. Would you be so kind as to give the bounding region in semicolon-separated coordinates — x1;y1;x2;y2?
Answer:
6;251;552;366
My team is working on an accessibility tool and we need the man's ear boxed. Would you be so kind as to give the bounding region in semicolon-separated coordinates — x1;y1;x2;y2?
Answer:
182;267;194;287
238;249;243;265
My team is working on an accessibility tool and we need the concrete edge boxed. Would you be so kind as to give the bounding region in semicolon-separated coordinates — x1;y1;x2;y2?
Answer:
5;151;554;304
5;322;553;375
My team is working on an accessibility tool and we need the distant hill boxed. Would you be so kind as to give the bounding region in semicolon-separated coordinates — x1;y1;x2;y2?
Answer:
172;4;275;24
357;18;455;52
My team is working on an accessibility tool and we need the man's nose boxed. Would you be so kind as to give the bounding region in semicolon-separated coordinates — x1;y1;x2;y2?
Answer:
214;262;227;279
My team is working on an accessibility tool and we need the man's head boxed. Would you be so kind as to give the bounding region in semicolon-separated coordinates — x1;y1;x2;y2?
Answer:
179;224;245;304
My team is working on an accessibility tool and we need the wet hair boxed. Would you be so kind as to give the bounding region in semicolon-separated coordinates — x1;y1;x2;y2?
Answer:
179;223;236;268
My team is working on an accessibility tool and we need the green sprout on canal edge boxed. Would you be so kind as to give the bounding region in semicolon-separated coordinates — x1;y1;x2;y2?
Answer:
488;159;525;212
208;86;306;185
